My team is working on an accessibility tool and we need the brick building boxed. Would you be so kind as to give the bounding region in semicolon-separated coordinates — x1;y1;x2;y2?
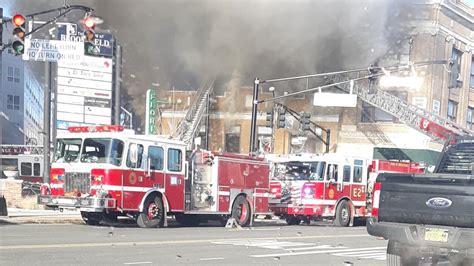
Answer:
155;0;473;166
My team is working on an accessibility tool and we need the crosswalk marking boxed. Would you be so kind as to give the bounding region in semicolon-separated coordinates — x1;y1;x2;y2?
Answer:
212;239;387;261
250;246;386;258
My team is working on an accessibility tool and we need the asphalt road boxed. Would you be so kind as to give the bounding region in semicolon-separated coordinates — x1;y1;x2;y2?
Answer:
0;219;387;266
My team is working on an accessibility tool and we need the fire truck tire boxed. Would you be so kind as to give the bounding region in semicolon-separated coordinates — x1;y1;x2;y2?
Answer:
334;200;351;227
80;211;103;226
137;196;165;228
231;195;251;227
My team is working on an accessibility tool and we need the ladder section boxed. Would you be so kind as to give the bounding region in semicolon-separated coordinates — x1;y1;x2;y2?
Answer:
327;74;473;142
175;80;215;148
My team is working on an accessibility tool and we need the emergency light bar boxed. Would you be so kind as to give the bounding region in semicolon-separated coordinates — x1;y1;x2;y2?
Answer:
67;125;124;133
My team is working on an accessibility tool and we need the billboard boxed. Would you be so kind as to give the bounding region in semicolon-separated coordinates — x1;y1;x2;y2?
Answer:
55;23;114;129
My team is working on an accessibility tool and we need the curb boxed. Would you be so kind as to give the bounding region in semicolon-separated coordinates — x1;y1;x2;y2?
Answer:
0;215;83;225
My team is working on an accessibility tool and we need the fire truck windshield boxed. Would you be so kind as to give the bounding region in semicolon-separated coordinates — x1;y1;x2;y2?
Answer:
54;138;124;166
277;161;326;181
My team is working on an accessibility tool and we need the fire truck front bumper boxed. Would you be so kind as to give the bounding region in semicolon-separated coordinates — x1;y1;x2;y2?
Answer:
38;195;116;210
270;204;323;216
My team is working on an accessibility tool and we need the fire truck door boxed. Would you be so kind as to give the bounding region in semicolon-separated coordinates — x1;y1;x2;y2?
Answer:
350;160;366;205
164;147;185;212
324;163;340;203
147;145;165;194
123;143;147;210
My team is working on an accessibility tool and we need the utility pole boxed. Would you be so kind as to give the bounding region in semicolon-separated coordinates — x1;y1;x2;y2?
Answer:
43;62;51;183
114;45;122;125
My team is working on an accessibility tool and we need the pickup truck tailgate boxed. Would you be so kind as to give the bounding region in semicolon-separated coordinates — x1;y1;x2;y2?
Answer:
378;173;474;228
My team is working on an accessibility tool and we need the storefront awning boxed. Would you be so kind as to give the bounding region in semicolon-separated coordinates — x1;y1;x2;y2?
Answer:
373;147;441;166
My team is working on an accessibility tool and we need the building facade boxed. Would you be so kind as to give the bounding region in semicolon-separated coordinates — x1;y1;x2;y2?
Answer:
155;0;472;166
1;31;44;146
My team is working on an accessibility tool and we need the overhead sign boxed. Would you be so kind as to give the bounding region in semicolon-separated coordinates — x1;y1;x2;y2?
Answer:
22;39;84;62
313;93;357;108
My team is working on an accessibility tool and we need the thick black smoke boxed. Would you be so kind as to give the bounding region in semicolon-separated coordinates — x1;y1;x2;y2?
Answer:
4;0;420;128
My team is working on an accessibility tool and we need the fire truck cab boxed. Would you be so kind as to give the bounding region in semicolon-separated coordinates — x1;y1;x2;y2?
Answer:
38;125;270;228
268;153;424;226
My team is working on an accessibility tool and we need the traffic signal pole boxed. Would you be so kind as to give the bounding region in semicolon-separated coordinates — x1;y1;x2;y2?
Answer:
249;78;259;153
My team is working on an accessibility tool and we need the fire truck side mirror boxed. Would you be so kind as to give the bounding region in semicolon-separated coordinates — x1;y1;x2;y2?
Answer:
129;144;138;165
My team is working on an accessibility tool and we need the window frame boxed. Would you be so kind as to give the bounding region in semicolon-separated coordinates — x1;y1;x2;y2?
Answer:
167;148;183;172
148;145;164;171
126;143;144;169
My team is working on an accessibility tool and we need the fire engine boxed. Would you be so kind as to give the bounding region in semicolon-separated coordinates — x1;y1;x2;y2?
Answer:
268;153;424;226
38;125;270;228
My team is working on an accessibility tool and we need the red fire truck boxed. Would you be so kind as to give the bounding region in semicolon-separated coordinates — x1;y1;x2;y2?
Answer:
38;125;270;228
268;153;424;226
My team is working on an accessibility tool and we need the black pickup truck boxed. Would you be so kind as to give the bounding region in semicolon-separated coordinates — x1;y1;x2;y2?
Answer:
367;137;474;266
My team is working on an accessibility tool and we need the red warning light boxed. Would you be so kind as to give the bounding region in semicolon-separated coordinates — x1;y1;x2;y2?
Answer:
12;14;25;27
83;16;95;30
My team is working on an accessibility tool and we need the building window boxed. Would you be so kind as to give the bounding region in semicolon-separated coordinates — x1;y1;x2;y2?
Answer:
448;100;458;122
14;67;20;83
470;56;474;90
7;67;13;82
7;95;13;109
14;96;20;110
449;48;463;88
467;107;474;130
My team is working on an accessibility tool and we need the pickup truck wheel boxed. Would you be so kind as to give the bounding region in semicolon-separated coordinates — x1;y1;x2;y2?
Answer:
137;196;165;228
335;200;351;227
231;195;251;227
387;240;419;266
81;211;103;226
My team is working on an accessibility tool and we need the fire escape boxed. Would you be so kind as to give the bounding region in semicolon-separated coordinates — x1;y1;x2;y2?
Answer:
174;80;215;149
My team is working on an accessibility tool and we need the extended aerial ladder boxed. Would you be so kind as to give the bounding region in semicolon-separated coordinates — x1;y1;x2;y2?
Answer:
174;80;215;149
326;68;473;143
250;61;474;152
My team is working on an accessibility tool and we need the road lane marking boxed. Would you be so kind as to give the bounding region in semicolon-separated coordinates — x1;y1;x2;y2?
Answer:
285;245;346;251
199;258;224;261
358;253;387;259
0;234;368;250
335;250;387;256
123;262;152;265
251;246;386;258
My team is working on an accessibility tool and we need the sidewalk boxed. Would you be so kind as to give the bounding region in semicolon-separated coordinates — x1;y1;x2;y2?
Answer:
0;208;83;225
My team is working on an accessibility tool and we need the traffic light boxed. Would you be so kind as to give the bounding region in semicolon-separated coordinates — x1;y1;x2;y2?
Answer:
265;110;274;128
83;15;98;56
11;13;26;56
277;108;286;129
301;112;311;131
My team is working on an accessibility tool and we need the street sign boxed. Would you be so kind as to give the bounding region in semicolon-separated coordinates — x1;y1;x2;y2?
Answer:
313;93;357;107
57;23;114;58
22;39;84;62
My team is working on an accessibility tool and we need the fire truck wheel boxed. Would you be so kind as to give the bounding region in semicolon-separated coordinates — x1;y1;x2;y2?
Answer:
231;195;251;227
81;211;103;226
334;200;351;227
137;196;165;228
